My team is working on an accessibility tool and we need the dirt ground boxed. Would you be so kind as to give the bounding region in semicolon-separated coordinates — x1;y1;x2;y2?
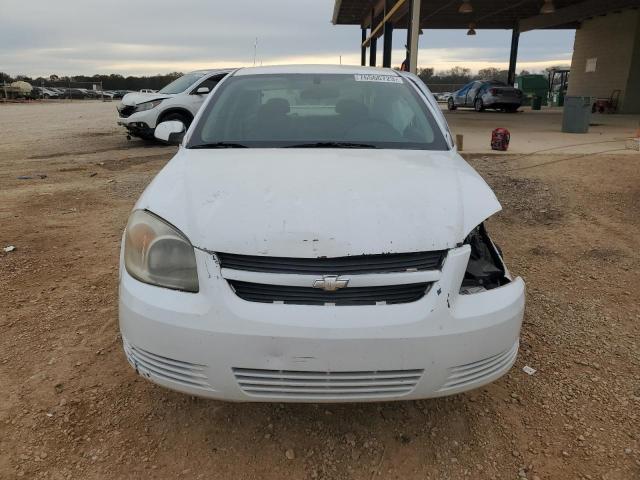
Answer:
1;101;639;480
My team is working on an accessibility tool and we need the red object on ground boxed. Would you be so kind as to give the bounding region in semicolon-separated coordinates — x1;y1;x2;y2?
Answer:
491;128;511;151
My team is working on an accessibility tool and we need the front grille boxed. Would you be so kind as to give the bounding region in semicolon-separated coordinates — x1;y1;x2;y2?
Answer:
438;341;518;392
123;340;212;390
228;280;431;306
118;104;136;118
233;367;424;399
217;250;446;275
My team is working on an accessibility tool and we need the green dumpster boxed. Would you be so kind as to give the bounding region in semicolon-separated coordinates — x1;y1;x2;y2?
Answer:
562;96;593;133
515;74;549;107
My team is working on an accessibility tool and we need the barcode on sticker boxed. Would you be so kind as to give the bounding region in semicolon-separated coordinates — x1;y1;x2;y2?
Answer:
354;74;402;84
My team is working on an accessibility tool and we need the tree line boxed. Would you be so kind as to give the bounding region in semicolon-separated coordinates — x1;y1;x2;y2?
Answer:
417;65;569;92
2;65;563;92
0;72;183;91
417;66;529;90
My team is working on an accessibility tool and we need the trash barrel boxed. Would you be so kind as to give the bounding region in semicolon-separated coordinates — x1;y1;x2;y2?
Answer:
562;96;593;133
531;95;542;111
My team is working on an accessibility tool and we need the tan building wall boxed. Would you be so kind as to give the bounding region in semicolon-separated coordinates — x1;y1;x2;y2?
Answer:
567;10;640;113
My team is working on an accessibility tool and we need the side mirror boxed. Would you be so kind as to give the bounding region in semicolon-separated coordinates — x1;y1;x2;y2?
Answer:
154;120;186;144
195;86;210;95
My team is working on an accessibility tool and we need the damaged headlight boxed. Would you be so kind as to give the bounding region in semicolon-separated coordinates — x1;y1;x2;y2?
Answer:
134;99;164;112
460;223;509;295
124;210;199;292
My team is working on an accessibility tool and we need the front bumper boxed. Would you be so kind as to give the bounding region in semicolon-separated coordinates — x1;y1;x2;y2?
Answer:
117;110;157;138
119;246;525;402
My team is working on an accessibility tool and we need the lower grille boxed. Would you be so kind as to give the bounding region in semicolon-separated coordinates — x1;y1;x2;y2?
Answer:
117;104;136;118
228;280;432;306
123;340;212;390
438;341;519;392
233;368;424;399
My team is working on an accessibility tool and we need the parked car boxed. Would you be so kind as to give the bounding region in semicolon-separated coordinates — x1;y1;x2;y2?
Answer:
31;86;59;99
95;90;114;100
77;88;99;99
116;69;233;140
448;80;523;112
48;87;67;97
435;92;452;102
139;88;157;93
119;65;526;402
109;90;130;99
61;88;87;99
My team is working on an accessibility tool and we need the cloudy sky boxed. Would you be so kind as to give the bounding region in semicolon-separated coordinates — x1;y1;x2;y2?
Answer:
0;0;574;77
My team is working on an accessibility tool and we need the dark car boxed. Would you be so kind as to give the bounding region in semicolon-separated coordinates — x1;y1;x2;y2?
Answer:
111;90;131;99
448;80;523;113
30;86;59;99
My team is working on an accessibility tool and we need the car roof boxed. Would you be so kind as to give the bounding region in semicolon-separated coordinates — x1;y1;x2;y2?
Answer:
233;64;401;76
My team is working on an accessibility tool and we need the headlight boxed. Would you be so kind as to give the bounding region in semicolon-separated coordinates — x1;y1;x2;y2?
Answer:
124;210;199;292
134;99;164;112
459;223;509;295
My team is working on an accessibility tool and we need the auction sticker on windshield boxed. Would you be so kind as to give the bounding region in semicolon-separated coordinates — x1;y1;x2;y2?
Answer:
354;74;403;83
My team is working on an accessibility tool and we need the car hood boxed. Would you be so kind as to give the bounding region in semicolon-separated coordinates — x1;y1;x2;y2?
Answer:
135;149;501;257
120;92;173;106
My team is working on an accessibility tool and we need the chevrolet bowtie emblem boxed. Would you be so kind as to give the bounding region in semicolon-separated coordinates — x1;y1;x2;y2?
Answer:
312;275;349;292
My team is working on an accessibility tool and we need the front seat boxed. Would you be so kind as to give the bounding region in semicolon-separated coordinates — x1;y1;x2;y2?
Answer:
250;98;291;140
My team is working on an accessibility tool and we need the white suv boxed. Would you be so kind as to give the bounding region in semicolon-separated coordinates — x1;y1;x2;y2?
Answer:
117;69;233;140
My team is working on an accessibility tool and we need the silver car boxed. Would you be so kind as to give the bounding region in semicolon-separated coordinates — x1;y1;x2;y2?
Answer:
448;80;523;113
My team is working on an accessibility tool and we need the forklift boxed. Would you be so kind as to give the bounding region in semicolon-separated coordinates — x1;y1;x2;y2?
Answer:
548;68;570;107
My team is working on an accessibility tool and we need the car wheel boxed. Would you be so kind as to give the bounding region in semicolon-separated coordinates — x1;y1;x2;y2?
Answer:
506;105;519;113
474;98;485;112
160;112;192;129
447;98;457;111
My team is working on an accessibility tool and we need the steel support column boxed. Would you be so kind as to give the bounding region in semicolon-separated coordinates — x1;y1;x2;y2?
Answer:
361;28;367;66
408;0;421;73
370;36;377;66
383;22;393;67
405;0;413;70
508;23;520;86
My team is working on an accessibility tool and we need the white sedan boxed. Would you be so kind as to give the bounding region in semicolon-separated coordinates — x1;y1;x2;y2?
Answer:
119;65;525;402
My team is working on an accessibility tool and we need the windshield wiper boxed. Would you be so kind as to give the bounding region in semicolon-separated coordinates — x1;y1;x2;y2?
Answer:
189;142;249;149
283;142;379;149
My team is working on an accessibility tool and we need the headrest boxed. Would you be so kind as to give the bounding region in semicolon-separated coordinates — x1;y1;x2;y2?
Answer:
260;98;290;116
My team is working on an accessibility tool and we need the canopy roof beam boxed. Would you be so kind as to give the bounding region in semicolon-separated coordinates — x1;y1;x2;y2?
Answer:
362;0;407;47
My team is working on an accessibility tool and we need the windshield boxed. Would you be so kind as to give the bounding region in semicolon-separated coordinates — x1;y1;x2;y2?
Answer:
187;73;448;150
158;72;206;95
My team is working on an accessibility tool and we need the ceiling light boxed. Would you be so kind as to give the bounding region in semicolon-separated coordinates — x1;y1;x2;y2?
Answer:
540;0;555;14
459;0;473;14
467;23;477;35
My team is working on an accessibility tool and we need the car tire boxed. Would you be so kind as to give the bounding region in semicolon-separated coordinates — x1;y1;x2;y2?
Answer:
447;98;457;111
506;106;519;113
474;98;485;112
160;112;192;129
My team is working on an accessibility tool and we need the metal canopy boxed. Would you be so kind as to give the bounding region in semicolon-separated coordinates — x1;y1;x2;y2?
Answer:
333;0;640;31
